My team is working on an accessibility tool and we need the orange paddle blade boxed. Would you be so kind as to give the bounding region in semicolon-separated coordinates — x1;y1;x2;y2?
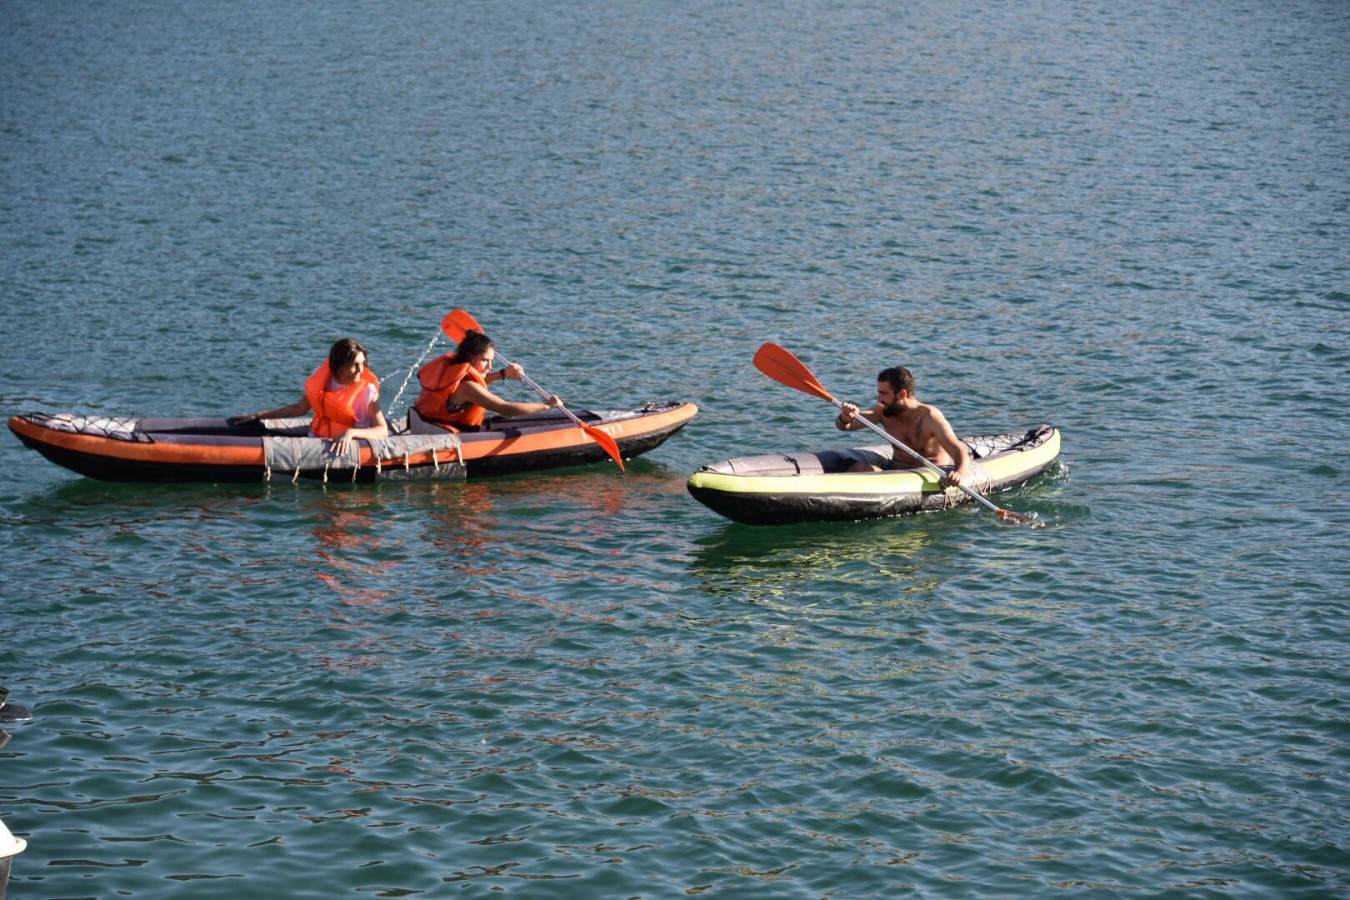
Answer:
753;343;836;403
440;309;484;344
581;423;625;471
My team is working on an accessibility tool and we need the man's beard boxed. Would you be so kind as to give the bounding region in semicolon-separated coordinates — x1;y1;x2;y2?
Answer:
881;402;902;417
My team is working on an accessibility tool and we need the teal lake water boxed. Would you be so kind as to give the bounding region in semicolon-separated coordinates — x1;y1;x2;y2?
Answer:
3;1;1348;896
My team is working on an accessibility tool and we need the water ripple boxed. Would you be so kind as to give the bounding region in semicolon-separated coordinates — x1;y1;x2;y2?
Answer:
4;0;1349;896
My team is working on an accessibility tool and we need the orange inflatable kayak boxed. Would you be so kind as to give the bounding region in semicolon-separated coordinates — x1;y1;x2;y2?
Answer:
9;402;697;483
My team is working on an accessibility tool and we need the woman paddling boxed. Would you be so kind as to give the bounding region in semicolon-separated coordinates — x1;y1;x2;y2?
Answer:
413;329;560;432
232;337;390;455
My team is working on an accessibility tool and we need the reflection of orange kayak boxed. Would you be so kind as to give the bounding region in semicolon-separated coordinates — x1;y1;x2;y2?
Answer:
688;425;1059;525
8;402;697;484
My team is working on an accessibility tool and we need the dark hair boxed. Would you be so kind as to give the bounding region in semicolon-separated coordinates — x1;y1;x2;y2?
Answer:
450;330;494;364
328;337;368;373
878;366;915;394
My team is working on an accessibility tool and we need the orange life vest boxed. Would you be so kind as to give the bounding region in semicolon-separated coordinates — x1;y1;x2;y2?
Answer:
304;362;380;439
413;356;488;430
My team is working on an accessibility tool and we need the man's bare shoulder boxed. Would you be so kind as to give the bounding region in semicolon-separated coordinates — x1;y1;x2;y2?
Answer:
916;401;946;421
917;402;956;434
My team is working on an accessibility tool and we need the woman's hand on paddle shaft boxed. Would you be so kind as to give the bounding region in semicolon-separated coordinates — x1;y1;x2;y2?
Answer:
501;362;525;381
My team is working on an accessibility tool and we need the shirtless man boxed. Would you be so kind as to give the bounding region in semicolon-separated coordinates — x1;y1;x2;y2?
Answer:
835;366;972;486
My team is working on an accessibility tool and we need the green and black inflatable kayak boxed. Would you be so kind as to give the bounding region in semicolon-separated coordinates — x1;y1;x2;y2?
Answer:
687;425;1060;525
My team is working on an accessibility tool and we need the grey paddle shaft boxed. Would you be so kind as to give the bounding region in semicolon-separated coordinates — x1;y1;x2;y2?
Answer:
497;352;590;430
833;398;1006;515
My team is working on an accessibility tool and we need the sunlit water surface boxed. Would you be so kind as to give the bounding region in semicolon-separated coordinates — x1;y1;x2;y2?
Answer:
2;1;1347;896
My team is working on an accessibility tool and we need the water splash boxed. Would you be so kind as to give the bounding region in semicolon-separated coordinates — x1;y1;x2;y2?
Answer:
387;332;446;416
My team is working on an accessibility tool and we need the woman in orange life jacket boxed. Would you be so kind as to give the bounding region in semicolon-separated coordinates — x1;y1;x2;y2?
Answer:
232;337;390;455
413;329;560;431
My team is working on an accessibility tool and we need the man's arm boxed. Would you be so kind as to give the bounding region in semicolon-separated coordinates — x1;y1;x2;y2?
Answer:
928;407;971;485
836;402;883;431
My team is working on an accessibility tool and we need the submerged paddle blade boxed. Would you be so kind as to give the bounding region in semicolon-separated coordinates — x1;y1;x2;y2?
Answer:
997;507;1041;528
753;343;836;403
581;423;625;471
440;308;484;344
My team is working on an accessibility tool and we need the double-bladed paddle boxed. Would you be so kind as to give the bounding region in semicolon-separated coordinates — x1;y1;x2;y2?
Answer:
440;309;625;470
753;342;1036;525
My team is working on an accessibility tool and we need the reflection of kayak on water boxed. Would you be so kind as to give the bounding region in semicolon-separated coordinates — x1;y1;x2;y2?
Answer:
1;683;32;752
0;686;31;724
7;402;697;484
687;425;1060;526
